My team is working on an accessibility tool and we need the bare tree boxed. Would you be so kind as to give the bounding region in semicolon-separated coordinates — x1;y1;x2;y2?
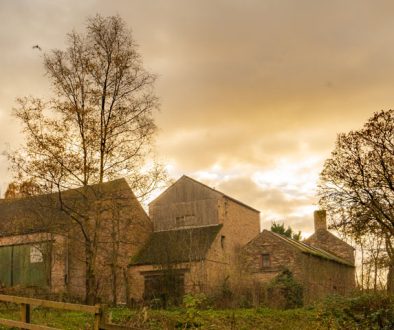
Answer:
7;15;165;304
318;110;394;293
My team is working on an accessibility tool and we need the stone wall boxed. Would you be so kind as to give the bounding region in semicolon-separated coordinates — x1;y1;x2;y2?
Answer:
241;230;355;304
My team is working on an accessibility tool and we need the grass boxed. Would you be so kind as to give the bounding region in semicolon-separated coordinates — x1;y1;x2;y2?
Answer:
0;303;327;330
1;293;393;330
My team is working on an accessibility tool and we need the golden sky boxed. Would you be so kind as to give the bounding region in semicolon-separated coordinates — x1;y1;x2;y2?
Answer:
1;0;394;234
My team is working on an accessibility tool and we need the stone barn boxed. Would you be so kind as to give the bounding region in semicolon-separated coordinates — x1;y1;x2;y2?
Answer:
241;210;355;304
0;179;152;303
128;175;261;305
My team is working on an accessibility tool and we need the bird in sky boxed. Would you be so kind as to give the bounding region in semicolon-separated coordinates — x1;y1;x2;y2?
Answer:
32;44;42;51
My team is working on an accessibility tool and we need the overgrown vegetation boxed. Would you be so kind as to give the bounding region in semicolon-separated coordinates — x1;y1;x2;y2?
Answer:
2;292;391;329
316;292;394;330
267;269;303;309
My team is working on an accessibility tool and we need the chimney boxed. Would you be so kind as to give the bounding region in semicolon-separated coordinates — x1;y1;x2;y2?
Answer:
314;210;327;232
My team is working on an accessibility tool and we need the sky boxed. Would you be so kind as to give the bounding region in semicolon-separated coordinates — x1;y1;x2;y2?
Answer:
1;0;394;235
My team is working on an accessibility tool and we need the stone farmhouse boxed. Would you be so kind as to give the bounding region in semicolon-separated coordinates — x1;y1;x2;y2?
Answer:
0;175;355;305
0;179;151;303
241;211;355;304
128;176;355;305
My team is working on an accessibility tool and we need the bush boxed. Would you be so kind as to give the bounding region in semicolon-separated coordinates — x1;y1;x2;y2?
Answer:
317;292;394;329
179;293;208;328
266;269;303;309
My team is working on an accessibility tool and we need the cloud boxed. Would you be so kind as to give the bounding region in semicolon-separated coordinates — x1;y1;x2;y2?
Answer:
1;0;393;233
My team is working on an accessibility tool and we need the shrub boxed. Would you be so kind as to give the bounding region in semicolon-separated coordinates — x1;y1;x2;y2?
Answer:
266;269;303;309
317;292;394;329
179;293;208;328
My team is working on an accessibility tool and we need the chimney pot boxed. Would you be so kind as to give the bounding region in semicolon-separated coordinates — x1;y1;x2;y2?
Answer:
314;210;327;232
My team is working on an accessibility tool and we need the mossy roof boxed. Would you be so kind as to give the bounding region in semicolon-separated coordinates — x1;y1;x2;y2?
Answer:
130;224;223;266
0;178;133;237
266;230;354;267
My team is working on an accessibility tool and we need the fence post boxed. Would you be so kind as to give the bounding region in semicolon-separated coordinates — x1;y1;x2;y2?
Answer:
20;303;31;328
94;304;102;330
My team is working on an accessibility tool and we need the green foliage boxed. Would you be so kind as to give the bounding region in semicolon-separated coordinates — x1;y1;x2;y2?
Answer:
267;269;304;309
2;295;393;329
317;292;394;330
271;222;302;241
181;293;208;327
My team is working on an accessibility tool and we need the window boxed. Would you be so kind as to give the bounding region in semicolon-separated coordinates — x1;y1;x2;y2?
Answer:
175;214;196;228
175;216;186;227
221;235;226;249
261;254;270;268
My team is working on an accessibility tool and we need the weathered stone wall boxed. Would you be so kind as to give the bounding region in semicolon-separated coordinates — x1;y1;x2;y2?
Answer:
297;253;355;303
70;186;153;303
240;230;355;304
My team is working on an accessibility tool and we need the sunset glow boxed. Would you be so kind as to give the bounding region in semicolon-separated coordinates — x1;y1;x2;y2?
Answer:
1;0;394;235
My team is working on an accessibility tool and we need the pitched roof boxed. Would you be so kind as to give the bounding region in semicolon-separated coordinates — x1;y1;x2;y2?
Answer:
150;175;260;213
304;230;355;251
263;230;354;267
0;178;133;237
130;224;223;266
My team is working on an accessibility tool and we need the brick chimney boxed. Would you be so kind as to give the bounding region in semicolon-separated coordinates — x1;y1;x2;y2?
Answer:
314;210;327;232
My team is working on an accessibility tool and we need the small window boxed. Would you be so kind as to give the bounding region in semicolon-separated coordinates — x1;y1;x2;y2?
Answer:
260;254;270;268
175;216;186;227
221;235;226;249
175;214;196;227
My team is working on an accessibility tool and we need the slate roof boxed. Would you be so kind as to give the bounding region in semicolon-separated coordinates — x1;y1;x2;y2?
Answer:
265;230;354;267
0;178;132;237
130;224;223;266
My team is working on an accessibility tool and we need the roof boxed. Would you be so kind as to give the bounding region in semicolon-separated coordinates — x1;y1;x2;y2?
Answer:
130;224;223;266
0;178;133;237
262;230;354;267
304;230;355;251
150;175;260;213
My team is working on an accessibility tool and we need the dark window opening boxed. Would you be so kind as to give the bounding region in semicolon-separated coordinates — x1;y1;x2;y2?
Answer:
175;214;196;228
175;216;185;227
260;253;271;268
143;270;185;307
221;235;226;249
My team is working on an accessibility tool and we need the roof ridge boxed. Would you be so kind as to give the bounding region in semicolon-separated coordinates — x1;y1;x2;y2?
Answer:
150;175;260;213
154;223;223;233
266;230;354;267
0;178;130;204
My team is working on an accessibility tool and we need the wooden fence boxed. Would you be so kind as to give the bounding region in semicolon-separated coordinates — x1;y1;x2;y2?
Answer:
0;294;131;330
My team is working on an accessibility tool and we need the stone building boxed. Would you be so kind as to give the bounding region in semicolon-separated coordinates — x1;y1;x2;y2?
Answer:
241;210;355;304
0;179;151;303
128;175;261;304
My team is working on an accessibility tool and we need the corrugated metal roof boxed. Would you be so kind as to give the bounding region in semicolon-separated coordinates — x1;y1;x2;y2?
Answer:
130;224;223;266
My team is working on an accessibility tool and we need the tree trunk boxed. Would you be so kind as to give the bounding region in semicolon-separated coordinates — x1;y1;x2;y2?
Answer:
387;262;394;294
111;264;117;305
123;268;131;307
85;245;97;305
